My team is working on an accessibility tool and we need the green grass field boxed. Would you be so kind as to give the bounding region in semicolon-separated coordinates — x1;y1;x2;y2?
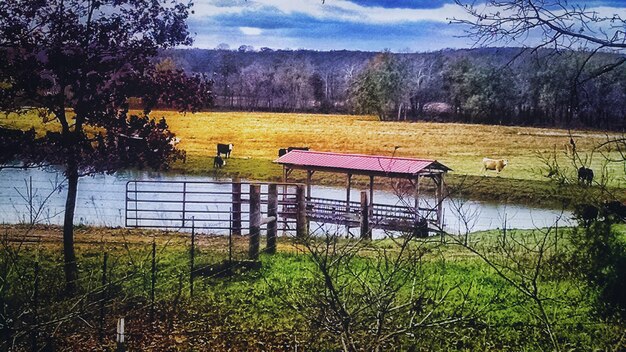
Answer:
2;110;625;206
1;225;624;350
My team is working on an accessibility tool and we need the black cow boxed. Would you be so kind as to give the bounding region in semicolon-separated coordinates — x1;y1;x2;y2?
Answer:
602;200;626;222
278;146;309;157
217;143;233;158
575;203;599;227
577;167;594;186
213;155;225;168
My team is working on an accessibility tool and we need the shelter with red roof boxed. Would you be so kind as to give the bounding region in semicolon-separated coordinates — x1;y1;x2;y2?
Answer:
274;150;451;232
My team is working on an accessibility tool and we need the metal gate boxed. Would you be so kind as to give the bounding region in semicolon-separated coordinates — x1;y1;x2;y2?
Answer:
125;180;300;234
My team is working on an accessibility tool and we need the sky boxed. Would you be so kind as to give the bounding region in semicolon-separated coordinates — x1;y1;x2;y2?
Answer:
186;0;626;52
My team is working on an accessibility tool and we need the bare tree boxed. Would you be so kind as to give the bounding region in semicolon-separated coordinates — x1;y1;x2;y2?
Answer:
454;1;626;79
290;228;481;351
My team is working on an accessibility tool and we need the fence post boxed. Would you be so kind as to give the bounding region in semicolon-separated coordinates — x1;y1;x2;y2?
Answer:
31;261;39;351
150;240;156;322
249;184;261;260
360;191;371;240
190;217;195;298
229;212;233;262
182;182;187;228
267;184;278;254
99;253;108;342
232;178;242;236
296;185;307;238
116;317;126;352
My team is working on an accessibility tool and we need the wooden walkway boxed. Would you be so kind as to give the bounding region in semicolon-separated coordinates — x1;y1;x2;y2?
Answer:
302;197;437;234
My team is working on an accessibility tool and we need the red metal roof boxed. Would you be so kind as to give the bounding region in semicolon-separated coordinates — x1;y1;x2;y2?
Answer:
274;150;450;176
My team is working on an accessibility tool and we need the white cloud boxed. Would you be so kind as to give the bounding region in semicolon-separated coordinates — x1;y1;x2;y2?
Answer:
190;0;626;27
190;0;473;24
240;27;263;35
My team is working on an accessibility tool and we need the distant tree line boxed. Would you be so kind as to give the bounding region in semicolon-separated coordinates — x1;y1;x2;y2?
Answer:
162;47;626;130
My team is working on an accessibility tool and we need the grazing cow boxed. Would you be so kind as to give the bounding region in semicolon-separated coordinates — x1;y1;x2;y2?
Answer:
575;203;599;227
602;200;626;222
577;167;594;186
482;158;508;173
213;155;225;168
217;143;233;158
278;146;310;157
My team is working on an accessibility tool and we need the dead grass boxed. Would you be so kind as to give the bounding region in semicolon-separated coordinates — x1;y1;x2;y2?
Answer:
159;111;625;185
2;110;625;192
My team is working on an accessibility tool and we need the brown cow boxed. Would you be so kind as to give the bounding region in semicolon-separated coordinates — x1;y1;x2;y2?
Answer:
483;158;508;173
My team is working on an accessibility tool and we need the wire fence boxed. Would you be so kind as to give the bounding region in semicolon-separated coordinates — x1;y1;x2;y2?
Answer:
0;224;286;351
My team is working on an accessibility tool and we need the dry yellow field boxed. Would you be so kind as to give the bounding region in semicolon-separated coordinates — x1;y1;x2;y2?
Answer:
161;111;624;185
2;110;625;199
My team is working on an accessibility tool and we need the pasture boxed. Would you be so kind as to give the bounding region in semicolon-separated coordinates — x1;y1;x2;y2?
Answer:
1;224;624;350
155;111;626;205
2;110;625;205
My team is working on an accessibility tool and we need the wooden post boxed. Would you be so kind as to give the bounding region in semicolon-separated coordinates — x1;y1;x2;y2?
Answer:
182;182;187;228
116;317;126;352
267;184;278;254
249;184;261;260
296;185;307;238
150;240;156;322
306;170;313;199
190;218;195;297
360;191;371;240
232;178;242;236
436;174;444;228
31;261;39;351
99;253;108;342
346;174;352;235
414;176;420;222
229;213;233;262
346;174;352;206
369;176;374;205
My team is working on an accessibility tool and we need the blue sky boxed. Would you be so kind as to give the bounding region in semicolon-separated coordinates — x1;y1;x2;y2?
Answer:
187;0;626;52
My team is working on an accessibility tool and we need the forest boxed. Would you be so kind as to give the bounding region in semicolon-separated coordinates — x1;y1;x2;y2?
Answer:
162;46;626;130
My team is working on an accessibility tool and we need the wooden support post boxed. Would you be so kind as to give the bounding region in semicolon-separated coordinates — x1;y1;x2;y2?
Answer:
436;174;444;228
182;182;187;228
360;191;371;240
267;184;278;254
414;176;420;223
346;174;352;235
346;174;352;206
369;176;375;220
232;178;242;236
296;185;307;238
306;170;313;199
369;176;374;207
249;184;261;260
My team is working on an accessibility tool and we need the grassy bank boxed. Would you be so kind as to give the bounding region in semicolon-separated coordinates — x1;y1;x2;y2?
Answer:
1;225;625;350
2;110;625;206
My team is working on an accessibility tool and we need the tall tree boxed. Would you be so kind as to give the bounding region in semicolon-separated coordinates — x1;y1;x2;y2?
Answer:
349;52;409;121
0;0;212;293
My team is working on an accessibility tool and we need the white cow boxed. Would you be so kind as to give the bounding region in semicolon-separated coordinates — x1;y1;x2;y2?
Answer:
483;158;508;173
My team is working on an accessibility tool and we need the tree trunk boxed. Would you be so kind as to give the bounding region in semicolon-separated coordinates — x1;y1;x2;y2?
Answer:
63;167;79;294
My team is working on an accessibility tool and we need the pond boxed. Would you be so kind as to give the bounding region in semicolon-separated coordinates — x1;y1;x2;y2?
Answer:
0;167;573;236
